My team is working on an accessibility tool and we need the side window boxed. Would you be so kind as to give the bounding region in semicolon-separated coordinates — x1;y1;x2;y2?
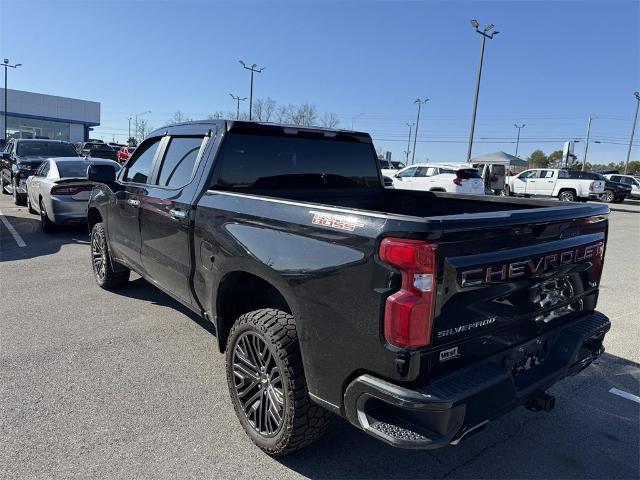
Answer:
124;138;162;184
518;170;536;179
540;170;555;179
40;162;50;177
609;175;621;182
414;167;430;177
398;167;417;178
156;136;205;187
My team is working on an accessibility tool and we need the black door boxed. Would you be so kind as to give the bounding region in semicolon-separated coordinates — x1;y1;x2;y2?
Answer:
109;137;163;272
140;134;210;304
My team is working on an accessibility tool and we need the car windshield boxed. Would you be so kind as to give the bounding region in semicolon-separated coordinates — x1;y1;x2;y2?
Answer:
57;161;117;178
17;142;78;157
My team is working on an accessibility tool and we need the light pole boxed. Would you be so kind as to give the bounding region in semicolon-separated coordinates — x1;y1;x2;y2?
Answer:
126;117;132;141
2;59;22;143
239;60;265;120
412;99;428;165
466;20;499;162
624;92;640;174
134;110;151;143
405;122;414;163
351;113;364;130
514;123;525;158
229;93;247;120
582;115;594;171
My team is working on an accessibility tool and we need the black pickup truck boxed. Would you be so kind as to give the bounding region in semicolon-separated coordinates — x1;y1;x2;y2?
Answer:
86;121;611;455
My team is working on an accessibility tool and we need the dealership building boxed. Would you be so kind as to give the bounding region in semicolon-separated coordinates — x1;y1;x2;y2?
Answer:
1;88;100;144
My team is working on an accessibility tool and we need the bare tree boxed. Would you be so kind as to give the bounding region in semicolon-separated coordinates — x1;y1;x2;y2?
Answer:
289;102;317;126
275;104;292;123
320;112;340;128
252;97;277;122
136;118;153;142
170;110;191;124
207;111;225;120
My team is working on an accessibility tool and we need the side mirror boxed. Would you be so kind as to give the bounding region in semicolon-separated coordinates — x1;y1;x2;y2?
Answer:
87;164;116;184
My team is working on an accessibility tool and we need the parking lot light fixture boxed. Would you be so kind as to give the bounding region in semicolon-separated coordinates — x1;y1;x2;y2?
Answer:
2;59;22;143
466;20;499;162
412;99;429;165
405;122;414;162
239;60;265;121
229;93;247;120
624;92;640;174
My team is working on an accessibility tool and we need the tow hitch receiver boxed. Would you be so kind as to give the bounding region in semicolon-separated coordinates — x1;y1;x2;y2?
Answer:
526;391;556;412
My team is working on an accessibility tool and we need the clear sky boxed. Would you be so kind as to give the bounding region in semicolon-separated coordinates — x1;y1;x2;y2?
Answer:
1;0;638;164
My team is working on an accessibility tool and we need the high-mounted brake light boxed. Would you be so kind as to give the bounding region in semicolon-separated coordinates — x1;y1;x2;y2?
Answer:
379;238;437;349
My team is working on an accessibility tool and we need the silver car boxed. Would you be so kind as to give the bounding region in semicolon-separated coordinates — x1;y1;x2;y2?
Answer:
26;157;120;232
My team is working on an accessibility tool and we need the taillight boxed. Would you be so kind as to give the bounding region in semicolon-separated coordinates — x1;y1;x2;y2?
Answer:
51;185;93;195
453;176;462;186
379;238;437;349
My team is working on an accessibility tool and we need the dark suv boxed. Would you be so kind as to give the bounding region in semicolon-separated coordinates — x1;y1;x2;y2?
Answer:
80;142;118;161
1;139;80;205
568;170;631;203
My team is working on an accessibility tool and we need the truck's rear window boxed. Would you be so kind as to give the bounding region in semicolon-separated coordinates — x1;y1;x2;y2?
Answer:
213;133;380;189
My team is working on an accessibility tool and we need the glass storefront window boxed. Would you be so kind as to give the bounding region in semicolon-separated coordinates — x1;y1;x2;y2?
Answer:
6;115;71;142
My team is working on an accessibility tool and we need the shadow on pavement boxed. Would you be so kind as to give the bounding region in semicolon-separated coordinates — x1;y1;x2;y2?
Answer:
109;277;216;336
608;205;640;214
277;352;639;480
0;213;89;262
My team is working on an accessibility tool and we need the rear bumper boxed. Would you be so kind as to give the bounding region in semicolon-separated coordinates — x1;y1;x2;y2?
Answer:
48;197;88;224
343;311;610;449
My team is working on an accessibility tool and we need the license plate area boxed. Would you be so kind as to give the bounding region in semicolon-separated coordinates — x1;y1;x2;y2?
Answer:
502;337;551;378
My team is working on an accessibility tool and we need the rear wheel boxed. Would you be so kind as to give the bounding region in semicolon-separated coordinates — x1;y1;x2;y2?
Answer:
558;190;576;202
90;222;130;289
39;199;55;233
226;309;331;455
0;174;8;194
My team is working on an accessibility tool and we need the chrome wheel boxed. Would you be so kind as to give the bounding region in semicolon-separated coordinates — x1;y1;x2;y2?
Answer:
232;331;284;437
559;191;575;202
601;190;614;203
92;229;107;280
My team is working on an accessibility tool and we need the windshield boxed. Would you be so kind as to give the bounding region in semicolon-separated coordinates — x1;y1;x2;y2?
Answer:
57;161;117;178
88;144;113;151
17;142;78;157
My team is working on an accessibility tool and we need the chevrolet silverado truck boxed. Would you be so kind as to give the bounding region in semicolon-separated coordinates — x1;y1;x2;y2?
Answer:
86;121;611;455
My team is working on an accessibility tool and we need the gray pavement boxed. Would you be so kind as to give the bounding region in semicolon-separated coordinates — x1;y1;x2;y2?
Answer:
1;194;639;479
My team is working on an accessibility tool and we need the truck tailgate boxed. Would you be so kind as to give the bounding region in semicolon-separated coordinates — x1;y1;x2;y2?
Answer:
427;204;608;379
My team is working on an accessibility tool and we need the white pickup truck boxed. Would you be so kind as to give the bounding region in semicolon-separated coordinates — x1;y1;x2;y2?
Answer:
505;168;605;201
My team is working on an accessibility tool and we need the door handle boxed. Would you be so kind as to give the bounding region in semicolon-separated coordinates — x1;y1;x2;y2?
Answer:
127;199;140;207
169;208;188;219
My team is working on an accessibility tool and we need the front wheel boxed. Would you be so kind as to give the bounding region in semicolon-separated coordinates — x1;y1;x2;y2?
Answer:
13;178;26;206
226;309;331;455
90;222;130;289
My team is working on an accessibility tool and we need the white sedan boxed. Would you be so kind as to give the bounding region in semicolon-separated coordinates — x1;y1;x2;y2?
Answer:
391;163;485;195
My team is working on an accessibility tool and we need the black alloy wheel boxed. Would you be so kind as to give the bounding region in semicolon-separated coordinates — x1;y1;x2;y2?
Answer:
92;227;108;281
232;331;285;437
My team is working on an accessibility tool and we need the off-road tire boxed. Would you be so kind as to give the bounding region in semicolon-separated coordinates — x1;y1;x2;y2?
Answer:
226;308;331;455
90;222;130;289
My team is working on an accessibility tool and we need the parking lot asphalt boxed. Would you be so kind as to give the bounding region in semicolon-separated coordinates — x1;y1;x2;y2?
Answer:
1;194;639;480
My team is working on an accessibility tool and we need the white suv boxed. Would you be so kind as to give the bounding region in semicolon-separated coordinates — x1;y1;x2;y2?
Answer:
391;163;485;195
604;174;640;199
506;168;604;201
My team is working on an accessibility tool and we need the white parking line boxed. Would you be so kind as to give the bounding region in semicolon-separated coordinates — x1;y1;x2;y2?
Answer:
0;208;27;248
609;388;640;404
